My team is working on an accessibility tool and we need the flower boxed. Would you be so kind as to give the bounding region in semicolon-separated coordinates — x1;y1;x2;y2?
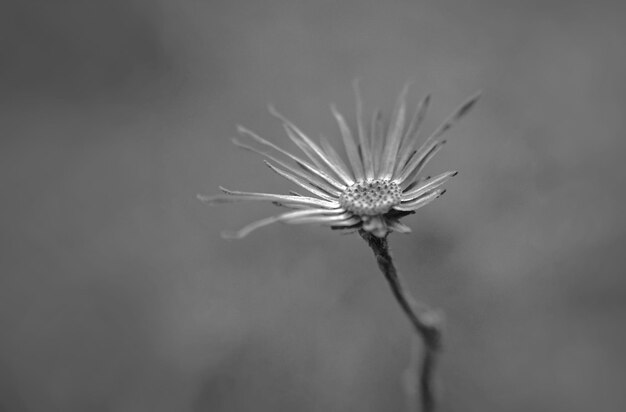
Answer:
199;82;480;239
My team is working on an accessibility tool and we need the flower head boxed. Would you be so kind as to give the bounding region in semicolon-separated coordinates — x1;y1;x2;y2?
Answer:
199;82;480;239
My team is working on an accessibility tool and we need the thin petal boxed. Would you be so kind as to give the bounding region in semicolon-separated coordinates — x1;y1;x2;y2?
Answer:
402;144;446;190
278;191;332;209
319;135;352;179
282;124;355;186
237;125;346;190
380;82;411;179
331;104;364;180
394;94;431;177
394;140;445;187
330;217;362;228
232;138;342;197
401;170;457;201
198;187;340;208
287;212;353;225
393;189;445;211
414;92;480;164
272;201;307;209
370;109;385;177
221;208;344;239
280;124;334;173
402;94;431;147
264;161;338;201
268;106;355;185
353;79;374;180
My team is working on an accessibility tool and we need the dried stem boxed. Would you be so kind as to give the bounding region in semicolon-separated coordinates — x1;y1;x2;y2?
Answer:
359;229;444;412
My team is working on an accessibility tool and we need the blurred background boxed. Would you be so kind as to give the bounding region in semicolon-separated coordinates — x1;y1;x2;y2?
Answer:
1;0;625;411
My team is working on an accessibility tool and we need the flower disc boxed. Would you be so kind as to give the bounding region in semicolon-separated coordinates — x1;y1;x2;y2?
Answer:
339;180;401;216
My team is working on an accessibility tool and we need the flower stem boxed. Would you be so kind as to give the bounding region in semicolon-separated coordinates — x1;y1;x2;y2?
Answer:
359;230;444;412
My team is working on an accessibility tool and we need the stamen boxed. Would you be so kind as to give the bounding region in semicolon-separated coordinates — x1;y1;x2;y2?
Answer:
339;179;401;216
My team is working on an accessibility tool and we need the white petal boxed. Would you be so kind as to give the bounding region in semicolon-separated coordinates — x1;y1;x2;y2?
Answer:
221;208;344;239
232;138;342;197
237;125;346;190
393;189;445;211
199;187;340;209
380;83;411;179
331;104;364;180
394;94;431;177
394;140;445;187
401;171;457;201
264;161;337;201
353;79;374;180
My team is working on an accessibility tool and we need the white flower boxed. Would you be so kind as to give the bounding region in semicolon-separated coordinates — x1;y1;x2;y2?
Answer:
199;82;480;238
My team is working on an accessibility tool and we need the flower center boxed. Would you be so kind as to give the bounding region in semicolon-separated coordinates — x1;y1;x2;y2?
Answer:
339;180;401;216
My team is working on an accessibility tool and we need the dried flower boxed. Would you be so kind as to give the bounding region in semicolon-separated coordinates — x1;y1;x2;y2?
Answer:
199;82;480;239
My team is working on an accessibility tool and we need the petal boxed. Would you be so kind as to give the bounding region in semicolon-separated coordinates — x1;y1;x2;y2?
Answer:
287;211;353;225
353;79;374;180
394;140;445;187
329;216;362;228
393;189;445;211
282;124;355;186
264;161;338;201
198;187;340;209
319;135;352;179
331;104;364;180
402;145;446;189
232;138;342;197
425;91;480;145
269;106;355;185
394;94;431;177
370;109;385;177
412;92;480;169
280;124;332;175
221;208;344;239
380;82;411;179
237;125;346;190
401;171;457;201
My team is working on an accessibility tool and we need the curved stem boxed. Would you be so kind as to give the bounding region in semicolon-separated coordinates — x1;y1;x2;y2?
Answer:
359;230;444;412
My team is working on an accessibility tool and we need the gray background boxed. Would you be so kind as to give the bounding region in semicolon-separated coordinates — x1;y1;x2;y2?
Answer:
1;1;625;411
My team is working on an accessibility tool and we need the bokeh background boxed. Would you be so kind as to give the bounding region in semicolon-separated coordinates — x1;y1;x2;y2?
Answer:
1;1;625;411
